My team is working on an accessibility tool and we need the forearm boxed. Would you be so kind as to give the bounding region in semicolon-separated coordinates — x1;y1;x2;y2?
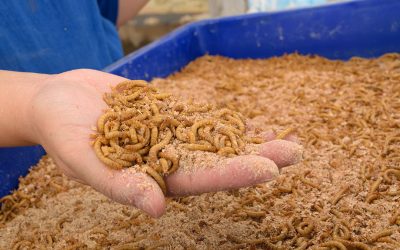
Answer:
117;0;149;27
0;70;49;146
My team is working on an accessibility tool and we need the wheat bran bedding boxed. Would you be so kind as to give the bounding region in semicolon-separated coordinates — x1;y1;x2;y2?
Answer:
1;53;399;250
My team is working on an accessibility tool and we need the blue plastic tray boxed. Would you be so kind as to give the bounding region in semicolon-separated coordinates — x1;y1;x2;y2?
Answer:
1;0;399;197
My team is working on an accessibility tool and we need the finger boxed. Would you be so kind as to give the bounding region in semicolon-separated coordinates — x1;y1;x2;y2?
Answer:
165;155;279;197
258;139;303;168
91;168;166;218
259;130;299;143
55;142;166;218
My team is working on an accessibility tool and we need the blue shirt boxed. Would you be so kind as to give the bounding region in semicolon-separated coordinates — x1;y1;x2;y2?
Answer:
0;0;123;74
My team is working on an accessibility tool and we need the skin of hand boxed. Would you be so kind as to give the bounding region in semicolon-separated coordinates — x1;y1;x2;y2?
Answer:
1;69;302;218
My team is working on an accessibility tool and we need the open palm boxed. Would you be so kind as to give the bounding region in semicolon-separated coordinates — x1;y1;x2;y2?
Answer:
29;69;302;217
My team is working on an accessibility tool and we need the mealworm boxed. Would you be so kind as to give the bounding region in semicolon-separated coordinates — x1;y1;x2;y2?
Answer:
57;218;72;231
97;112;119;133
189;120;214;143
333;222;351;240
149;129;172;162
12;240;32;250
383;169;400;183
183;144;217;152
389;210;399;225
150;103;159;115
159;151;179;175
115;80;147;92
94;138;122;169
296;219;314;236
150;127;158;146
129;127;138;143
143;165;166;194
175;124;188;142
270;224;288;243
245;136;264;144
218;147;236;156
331;185;350;205
369;229;394;242
219;127;238;149
276;127;295;140
319;241;346;250
336;239;370;250
243;209;265;218
299;172;320;190
153;93;171;100
159;158;169;173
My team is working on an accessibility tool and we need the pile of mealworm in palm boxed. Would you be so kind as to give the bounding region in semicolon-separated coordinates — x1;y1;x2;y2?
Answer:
92;79;269;194
1;53;399;249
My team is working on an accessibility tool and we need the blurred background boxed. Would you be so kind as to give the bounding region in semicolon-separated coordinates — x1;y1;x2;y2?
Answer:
119;0;346;54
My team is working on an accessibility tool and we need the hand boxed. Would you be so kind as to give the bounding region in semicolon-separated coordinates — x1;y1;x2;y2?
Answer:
29;69;302;217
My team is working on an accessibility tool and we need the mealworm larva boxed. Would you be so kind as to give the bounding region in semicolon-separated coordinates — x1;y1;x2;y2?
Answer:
237;138;245;148
97;112;119;133
212;134;221;150
57;218;72;231
336;239;370;250
223;115;245;133
149;129;172;162
383;169;400;183
270;224;288;243
299;172;320;190
186;104;212;113
245;136;264;144
276;127;295;140
160;118;180;131
243;209;265;218
176;124;188;142
126;127;151;151
110;153;142;163
146;241;170;250
12;240;32;250
389;210;399;225
218;147;236;156
296;219;314;236
159;152;179;175
153;93;172;100
150;102;159;115
89;228;109;237
369;229;394;242
115;80;147;92
183;144;217;152
159;158;169;173
150;127;158;146
105;131;129;140
94;138;122;169
319;241;346;250
200;125;215;144
366;176;382;203
219;127;238;149
333;222;351;240
143;165;166;194
376;237;400;246
330;209;343;219
189;120;215;143
129;127;138;143
331;185;350;205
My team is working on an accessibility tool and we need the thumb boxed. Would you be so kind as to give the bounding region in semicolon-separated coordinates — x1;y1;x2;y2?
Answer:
88;168;166;218
57;145;166;218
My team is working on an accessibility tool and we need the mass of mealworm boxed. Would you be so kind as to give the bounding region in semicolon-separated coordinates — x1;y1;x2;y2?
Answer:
92;80;263;194
1;53;399;249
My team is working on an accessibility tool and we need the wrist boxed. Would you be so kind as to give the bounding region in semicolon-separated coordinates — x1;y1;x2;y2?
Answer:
0;70;50;146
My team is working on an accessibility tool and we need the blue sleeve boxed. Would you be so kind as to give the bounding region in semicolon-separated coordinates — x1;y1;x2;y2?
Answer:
97;0;119;25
